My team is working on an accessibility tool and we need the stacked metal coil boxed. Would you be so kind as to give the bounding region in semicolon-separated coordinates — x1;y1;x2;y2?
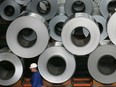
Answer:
0;0;116;86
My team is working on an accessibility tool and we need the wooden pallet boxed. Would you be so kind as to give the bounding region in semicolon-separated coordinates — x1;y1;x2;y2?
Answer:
72;78;93;87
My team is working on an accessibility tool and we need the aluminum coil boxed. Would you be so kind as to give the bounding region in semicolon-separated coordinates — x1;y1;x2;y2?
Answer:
20;10;47;25
88;45;116;84
93;15;107;43
62;13;100;55
15;0;31;5
83;15;107;44
0;0;20;21
29;0;58;20
38;46;76;83
49;15;68;41
107;12;116;45
64;0;93;17
100;0;116;18
0;52;23;86
6;16;49;58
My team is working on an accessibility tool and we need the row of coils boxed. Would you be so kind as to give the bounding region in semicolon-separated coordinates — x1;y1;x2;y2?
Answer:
1;0;116;21
0;0;116;86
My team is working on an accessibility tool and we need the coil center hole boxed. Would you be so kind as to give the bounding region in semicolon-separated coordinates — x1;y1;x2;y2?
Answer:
71;27;90;47
37;0;51;15
98;55;116;75
98;22;103;34
0;61;15;80
47;56;66;76
72;1;85;13
17;28;37;48
108;1;116;14
0;0;4;4
54;22;64;36
4;5;15;17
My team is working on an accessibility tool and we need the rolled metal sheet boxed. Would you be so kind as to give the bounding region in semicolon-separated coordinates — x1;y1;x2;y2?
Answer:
93;15;107;43
64;0;93;17
100;0;116;18
15;0;31;5
107;12;116;45
6;16;49;58
49;15;68;41
38;46;76;83
0;0;20;21
20;10;46;24
88;45;116;84
29;0;58;20
0;52;23;86
62;13;100;55
83;15;107;44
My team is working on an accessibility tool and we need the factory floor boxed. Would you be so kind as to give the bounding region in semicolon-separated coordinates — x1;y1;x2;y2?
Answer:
1;77;116;87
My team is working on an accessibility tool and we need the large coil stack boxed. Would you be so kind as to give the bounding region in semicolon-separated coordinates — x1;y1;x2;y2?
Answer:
0;0;116;86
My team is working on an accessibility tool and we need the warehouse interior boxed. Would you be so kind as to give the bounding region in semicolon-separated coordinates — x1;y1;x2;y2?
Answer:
0;0;116;87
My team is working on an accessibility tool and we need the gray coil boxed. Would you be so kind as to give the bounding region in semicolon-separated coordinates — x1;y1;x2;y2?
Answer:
62;13;100;55
0;52;23;86
6;14;49;58
64;0;93;17
88;45;116;84
0;0;20;21
28;0;58;20
38;46;76;83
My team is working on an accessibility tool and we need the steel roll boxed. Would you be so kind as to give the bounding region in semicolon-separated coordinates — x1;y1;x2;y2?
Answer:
0;52;23;86
38;46;76;83
88;45;116;84
6;15;49;58
83;15;107;44
29;0;58;20
107;12;116;45
15;0;31;5
0;0;20;21
93;15;107;44
64;0;93;17
49;15;68;41
62;13;100;55
20;10;47;25
100;0;116;18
